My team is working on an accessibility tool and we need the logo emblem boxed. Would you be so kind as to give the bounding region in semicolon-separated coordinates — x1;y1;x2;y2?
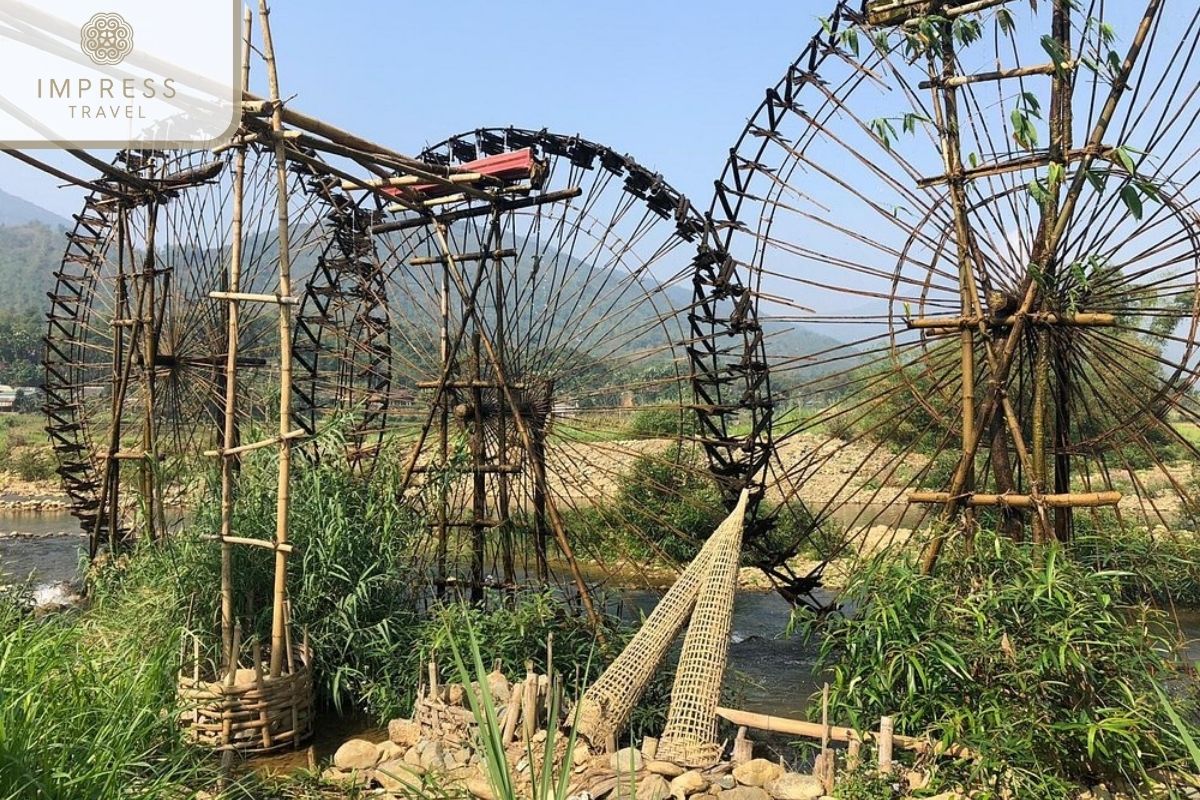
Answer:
80;12;134;66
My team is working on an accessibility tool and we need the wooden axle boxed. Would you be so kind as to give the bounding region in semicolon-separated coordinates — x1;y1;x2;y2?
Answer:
907;312;1115;330
867;0;1017;26
410;464;521;474
209;290;298;305
408;248;517;267
907;490;1121;508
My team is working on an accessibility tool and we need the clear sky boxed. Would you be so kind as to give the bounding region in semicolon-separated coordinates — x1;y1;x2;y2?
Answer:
0;0;827;218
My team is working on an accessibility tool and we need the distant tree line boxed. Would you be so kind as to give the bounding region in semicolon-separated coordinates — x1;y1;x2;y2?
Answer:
0;306;42;388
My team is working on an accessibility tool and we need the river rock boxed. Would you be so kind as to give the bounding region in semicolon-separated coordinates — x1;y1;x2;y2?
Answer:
378;740;404;761
388;718;421;747
376;758;423;792
486;669;511;703
321;766;368;787
403;744;425;771
716;774;737;790
467;776;497;800
670;770;709;798
720;787;771;800
647;760;685;778
419;740;446;771
610;746;644;773
333;738;380;770
638;774;670;800
763;773;824;800
732;759;783;788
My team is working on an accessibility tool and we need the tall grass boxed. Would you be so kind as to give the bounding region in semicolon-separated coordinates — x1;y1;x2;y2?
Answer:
446;621;585;800
797;531;1200;799
0;589;216;799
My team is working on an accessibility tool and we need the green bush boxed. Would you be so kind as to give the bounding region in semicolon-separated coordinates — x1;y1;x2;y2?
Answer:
628;407;695;438
1073;523;1200;607
91;443;427;722
586;445;725;564
798;532;1200;798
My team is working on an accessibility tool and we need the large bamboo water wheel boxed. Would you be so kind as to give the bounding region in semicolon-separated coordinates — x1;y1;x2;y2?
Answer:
43;146;335;555
697;0;1200;596
293;127;773;609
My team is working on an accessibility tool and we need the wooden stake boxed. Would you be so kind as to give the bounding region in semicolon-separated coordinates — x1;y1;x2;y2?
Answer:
878;716;893;774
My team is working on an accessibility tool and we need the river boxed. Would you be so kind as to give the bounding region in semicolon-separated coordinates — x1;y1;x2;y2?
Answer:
3;508;1198;724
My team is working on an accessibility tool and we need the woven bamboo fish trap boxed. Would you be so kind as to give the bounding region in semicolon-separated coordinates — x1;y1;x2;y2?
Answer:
574;491;749;756
177;641;314;755
657;491;747;766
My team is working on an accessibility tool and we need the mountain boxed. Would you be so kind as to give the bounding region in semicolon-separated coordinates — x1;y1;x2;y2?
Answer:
0;222;62;313
0;188;70;228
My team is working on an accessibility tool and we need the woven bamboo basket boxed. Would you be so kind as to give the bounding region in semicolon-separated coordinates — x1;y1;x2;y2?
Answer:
177;642;314;755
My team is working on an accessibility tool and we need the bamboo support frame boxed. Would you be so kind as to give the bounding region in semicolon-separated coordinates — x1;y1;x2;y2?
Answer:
919;0;1163;572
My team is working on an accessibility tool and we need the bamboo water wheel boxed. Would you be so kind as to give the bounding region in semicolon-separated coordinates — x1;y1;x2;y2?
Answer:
293;127;773;609
43;145;335;555
698;0;1200;595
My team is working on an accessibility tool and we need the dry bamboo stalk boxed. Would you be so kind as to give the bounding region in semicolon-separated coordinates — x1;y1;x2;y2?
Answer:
522;664;538;743
218;3;253;685
257;0;294;679
208;290;299;304
878;717;894;774
501;687;523;745
338;171;485;191
204;429;305;457
906;312;1115;329
252;639;272;750
209;535;294;553
714;707;976;760
919;62;1061;89
428;659;440;702
908;491;1121;508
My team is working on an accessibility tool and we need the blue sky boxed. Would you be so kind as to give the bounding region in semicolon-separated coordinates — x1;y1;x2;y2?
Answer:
1;0;826;217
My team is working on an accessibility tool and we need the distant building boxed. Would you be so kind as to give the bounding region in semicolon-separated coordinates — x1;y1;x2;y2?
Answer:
0;385;15;412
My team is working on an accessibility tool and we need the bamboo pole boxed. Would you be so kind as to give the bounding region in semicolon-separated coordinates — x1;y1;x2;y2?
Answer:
219;5;252;675
714;707;976;759
878;717;894;774
908;490;1121;508
257;0;295;679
